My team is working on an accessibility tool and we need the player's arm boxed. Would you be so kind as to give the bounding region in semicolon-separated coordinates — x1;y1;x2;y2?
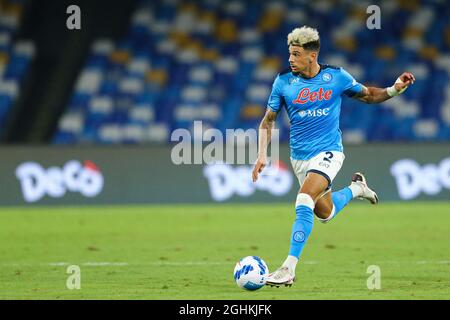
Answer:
352;72;415;104
252;109;278;182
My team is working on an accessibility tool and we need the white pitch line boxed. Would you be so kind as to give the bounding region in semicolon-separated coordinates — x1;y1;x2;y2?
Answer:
416;260;450;265
48;262;129;266
82;262;129;266
0;260;448;267
149;261;229;266
302;261;320;265
47;261;229;267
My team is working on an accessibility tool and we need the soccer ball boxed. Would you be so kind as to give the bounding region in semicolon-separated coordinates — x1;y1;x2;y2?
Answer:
233;256;269;291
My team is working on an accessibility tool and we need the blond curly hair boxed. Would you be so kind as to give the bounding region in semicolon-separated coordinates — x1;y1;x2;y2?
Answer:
287;26;320;49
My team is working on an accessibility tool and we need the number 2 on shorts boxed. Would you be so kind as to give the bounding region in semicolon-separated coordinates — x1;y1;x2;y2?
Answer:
323;152;334;163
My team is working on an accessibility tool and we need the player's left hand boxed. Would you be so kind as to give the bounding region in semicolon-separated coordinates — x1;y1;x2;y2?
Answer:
252;158;266;182
394;72;415;92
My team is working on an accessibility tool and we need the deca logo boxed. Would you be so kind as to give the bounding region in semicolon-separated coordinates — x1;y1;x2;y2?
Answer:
16;160;104;202
203;161;293;202
390;157;450;200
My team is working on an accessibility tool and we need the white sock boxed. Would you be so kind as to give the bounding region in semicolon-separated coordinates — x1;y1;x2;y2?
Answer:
282;255;298;274
348;183;363;198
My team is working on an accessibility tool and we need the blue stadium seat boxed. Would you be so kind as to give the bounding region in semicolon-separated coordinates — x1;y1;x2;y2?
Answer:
54;0;450;144
0;0;34;136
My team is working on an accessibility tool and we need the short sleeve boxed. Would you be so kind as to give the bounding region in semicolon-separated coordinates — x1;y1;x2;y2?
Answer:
340;68;364;97
267;75;283;113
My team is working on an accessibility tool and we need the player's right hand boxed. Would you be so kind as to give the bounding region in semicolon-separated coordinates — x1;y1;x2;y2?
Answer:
252;158;266;182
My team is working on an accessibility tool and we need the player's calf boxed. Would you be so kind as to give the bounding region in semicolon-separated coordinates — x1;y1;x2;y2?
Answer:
313;191;336;223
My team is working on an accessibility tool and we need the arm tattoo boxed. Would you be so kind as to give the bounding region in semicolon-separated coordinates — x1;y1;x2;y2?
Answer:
258;109;278;158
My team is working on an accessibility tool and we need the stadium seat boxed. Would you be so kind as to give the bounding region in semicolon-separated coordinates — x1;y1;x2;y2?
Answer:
54;0;450;144
0;0;34;136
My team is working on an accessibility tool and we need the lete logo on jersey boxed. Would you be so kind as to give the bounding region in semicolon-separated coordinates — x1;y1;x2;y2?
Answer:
292;88;332;104
203;161;293;201
16;160;104;202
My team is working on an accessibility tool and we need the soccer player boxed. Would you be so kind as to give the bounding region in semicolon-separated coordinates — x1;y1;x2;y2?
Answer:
252;26;415;287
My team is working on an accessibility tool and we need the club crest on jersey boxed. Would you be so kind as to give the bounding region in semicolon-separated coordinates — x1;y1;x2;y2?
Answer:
322;72;332;82
292;88;333;104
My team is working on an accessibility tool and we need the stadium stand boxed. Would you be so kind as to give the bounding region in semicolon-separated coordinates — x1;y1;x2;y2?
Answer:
0;0;34;137
51;0;450;144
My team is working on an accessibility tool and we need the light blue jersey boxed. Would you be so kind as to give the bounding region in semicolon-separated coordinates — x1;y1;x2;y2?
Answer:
267;64;364;160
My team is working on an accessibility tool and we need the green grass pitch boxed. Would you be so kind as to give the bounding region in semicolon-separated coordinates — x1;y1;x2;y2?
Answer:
0;202;449;300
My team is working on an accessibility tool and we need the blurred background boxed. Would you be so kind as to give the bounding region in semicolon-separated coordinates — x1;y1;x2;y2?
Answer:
0;0;450;206
1;0;449;301
1;0;449;145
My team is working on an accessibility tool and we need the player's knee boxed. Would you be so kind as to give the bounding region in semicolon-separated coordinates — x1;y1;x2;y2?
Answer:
314;207;330;220
295;193;315;210
298;186;317;200
316;206;336;224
